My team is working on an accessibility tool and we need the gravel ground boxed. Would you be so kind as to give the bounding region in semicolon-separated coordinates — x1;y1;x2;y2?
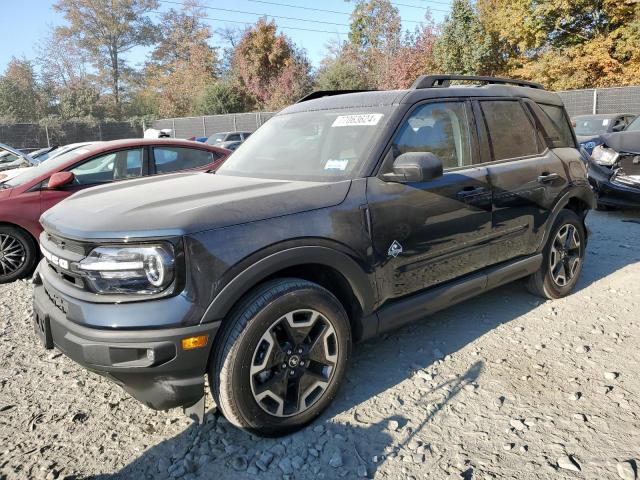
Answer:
1;209;639;480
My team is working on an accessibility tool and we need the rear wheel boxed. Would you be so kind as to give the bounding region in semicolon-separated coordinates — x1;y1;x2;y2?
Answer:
209;278;350;436
527;210;586;299
0;226;37;283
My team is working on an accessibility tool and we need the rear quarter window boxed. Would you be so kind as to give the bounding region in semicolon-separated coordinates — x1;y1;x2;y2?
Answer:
536;104;575;148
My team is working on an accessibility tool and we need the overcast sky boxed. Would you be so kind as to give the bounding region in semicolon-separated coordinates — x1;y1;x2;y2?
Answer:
0;0;450;72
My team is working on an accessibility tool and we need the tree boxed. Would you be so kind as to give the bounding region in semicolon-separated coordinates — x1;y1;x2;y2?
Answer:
315;55;369;91
435;0;501;76
379;17;439;89
144;1;219;117
194;80;254;115
477;0;640;88
53;0;158;116
347;0;402;87
232;18;312;109
0;58;44;122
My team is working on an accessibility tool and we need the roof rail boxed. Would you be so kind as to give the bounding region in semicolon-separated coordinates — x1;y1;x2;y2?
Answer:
411;75;545;90
297;89;376;103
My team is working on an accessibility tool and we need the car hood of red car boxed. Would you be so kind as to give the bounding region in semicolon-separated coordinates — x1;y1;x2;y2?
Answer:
40;171;352;240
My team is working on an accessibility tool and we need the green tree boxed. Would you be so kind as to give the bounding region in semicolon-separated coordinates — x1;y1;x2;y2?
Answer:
194;81;254;115
53;0;158;116
347;0;402;87
0;58;44;122
436;0;500;76
315;55;369;91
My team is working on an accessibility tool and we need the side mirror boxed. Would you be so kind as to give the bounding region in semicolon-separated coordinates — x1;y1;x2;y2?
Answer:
612;123;625;132
385;152;443;183
48;171;75;189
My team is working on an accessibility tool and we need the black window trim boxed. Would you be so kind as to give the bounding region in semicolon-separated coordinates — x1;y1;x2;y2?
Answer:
149;145;217;176
472;97;548;167
374;97;480;178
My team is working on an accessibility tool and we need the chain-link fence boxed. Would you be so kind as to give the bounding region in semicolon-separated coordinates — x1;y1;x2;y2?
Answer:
3;87;640;149
152;112;275;139
0;121;143;151
556;86;640;117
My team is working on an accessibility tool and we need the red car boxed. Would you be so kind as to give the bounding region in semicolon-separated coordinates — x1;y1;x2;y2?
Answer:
0;139;229;283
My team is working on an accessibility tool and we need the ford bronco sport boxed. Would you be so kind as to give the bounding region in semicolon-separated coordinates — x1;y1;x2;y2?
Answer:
33;75;595;436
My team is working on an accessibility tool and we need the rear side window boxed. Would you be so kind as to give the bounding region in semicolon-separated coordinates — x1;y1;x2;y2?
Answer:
153;147;215;174
480;100;540;161
226;133;242;142
533;103;575;148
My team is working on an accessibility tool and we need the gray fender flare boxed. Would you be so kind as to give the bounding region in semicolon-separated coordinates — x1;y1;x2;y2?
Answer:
200;246;376;324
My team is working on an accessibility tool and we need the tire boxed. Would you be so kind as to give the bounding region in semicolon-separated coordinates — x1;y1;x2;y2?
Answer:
0;226;38;284
209;278;351;436
527;209;586;299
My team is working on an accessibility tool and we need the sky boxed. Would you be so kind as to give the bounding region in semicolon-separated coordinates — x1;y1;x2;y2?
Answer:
0;0;451;72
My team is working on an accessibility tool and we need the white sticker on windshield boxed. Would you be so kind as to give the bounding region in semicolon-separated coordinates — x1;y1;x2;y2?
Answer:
325;159;349;171
332;114;383;127
602;119;610;126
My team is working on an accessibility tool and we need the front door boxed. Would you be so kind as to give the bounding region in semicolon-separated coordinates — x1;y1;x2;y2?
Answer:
367;100;493;305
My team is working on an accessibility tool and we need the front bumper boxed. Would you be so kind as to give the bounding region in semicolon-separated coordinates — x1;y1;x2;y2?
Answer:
589;170;640;209
33;274;220;410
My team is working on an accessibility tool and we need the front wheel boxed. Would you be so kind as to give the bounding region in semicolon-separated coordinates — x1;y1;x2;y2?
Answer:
209;278;351;436
527;209;586;299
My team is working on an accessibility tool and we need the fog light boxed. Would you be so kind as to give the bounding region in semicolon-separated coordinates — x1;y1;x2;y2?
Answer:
181;335;208;351
146;349;155;362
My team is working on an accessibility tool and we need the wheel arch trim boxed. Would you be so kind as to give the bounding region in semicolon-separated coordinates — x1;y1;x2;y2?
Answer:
200;246;376;324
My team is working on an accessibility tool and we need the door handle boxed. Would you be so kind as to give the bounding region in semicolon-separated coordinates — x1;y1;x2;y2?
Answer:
456;186;487;200
537;172;560;183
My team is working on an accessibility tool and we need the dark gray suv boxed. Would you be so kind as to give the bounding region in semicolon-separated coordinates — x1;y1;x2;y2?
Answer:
33;75;595;436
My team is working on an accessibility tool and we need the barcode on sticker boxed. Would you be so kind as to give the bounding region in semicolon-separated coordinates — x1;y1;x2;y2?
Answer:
332;114;383;127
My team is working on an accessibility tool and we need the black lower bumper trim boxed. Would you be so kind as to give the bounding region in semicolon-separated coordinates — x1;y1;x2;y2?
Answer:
33;283;220;410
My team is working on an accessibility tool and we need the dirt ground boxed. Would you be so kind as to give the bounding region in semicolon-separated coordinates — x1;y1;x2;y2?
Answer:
1;209;639;480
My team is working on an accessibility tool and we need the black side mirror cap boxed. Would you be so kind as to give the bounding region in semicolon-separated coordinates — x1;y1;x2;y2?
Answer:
384;152;444;183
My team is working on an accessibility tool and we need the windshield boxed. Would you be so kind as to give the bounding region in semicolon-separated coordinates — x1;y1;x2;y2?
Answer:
627;117;640;132
3;147;91;188
216;107;393;181
208;134;226;144
574;116;613;136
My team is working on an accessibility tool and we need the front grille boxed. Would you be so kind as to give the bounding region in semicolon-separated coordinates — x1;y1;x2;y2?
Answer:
618;154;640;176
46;233;90;256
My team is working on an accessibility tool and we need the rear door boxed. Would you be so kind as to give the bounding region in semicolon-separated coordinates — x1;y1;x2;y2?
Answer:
474;99;568;263
367;100;493;303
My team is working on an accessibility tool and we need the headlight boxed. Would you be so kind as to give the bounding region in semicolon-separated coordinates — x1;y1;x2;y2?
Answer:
78;244;175;294
591;146;619;166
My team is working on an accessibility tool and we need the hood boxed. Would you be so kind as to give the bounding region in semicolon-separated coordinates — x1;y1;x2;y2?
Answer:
41;172;352;240
599;131;640;154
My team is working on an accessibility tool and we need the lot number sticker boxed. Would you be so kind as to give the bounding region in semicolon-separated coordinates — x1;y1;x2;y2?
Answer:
332;114;384;127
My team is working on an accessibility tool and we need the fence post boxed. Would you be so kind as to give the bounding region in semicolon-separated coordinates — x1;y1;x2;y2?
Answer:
172;119;176;138
233;115;237;132
202;117;207;137
98;122;103;141
45;125;50;147
593;89;598;114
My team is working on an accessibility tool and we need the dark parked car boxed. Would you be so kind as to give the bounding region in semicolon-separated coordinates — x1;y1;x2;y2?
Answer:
205;131;252;150
573;113;636;154
0;139;229;283
587;115;640;209
33;75;594;436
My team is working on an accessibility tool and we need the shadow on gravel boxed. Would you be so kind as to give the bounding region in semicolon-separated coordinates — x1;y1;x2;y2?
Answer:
92;210;639;479
92;361;483;480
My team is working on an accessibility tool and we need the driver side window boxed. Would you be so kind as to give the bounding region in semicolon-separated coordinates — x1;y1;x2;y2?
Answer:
392;102;472;169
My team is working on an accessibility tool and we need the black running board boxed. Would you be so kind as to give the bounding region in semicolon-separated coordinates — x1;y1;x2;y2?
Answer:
376;254;542;335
